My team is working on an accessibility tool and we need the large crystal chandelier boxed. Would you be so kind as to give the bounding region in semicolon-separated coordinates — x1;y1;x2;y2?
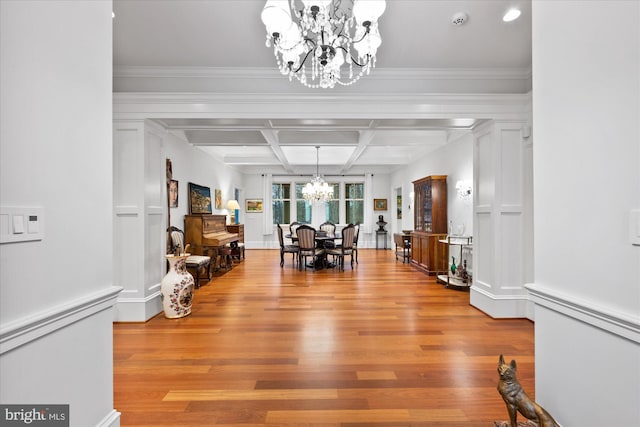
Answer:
302;146;334;203
261;0;386;89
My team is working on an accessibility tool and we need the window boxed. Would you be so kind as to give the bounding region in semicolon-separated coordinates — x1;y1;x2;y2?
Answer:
325;183;340;224
345;183;364;225
295;183;312;224
272;183;290;224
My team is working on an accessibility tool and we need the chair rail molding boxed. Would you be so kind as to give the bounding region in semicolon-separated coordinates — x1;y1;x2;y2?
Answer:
0;286;122;354
526;283;640;344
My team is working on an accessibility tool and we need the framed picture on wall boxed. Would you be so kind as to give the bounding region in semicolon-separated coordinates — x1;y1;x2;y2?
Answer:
246;199;263;213
215;189;222;209
188;182;212;214
374;198;387;211
169;179;179;208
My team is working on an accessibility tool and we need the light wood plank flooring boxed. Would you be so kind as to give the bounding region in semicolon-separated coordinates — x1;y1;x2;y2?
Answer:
114;249;534;426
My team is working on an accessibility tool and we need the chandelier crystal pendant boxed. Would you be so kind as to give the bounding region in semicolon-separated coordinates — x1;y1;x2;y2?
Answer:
302;146;334;203
261;0;386;89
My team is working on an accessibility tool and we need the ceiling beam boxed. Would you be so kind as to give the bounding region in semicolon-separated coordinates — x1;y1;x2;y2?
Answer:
260;129;293;174
339;126;377;174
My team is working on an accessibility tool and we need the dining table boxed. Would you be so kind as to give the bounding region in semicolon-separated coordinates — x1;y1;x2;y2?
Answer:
285;231;341;269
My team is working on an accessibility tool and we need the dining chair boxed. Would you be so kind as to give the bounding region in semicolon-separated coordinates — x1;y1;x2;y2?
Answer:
289;221;301;244
319;221;336;248
295;225;324;271
352;223;360;263
326;224;356;271
277;223;299;267
168;227;211;288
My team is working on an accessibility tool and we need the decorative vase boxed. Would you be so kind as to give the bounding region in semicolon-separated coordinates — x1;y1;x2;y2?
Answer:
161;254;195;319
450;256;457;276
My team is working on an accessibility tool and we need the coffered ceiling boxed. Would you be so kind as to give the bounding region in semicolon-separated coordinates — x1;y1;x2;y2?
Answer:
113;0;532;174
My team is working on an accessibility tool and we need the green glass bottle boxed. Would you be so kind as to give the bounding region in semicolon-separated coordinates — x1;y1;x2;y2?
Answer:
451;256;457;275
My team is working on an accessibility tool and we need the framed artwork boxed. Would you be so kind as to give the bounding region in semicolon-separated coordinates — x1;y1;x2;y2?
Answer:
397;194;402;219
215;189;222;209
168;179;179;208
246;199;263;213
188;182;212;214
374;198;387;211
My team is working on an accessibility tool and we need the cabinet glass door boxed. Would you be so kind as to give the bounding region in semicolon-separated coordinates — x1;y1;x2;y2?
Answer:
424;182;432;232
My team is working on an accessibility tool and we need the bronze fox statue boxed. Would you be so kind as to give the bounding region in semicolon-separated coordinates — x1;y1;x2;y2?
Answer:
497;355;560;427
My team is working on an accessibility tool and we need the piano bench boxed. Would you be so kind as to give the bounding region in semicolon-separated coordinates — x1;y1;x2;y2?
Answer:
226;242;245;261
217;247;233;272
186;255;211;288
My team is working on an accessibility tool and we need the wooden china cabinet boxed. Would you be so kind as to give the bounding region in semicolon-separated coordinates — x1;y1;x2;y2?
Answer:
411;175;448;275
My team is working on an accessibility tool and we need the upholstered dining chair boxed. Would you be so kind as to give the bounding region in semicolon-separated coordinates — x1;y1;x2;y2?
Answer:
319;221;337;248
289;221;301;244
295;225;324;271
326;224;356;271
352;223;360;263
277;223;299;267
168;227;211;288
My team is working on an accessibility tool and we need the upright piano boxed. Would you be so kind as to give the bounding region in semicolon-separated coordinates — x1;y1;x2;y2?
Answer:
185;215;238;268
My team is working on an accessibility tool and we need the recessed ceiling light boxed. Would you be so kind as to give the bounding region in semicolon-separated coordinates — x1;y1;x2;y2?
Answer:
503;8;521;22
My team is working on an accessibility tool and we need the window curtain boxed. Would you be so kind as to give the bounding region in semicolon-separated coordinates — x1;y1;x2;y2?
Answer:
363;173;372;234
262;173;273;235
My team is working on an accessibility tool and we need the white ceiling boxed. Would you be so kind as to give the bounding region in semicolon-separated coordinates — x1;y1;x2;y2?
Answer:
113;0;532;174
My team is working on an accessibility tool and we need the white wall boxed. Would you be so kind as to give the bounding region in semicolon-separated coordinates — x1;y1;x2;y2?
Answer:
164;131;244;231
0;1;120;426
531;1;640;425
390;133;474;242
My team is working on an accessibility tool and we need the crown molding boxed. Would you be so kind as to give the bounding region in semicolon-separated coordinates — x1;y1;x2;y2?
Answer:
114;65;532;81
113;91;532;122
113;66;532;95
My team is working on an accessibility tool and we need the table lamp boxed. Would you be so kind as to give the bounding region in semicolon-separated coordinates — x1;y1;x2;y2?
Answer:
226;199;240;224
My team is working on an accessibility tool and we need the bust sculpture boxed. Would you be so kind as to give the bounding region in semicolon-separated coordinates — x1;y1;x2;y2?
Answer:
376;215;387;232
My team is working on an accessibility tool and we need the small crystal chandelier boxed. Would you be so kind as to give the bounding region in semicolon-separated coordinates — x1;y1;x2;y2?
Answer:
261;0;386;89
302;146;334;203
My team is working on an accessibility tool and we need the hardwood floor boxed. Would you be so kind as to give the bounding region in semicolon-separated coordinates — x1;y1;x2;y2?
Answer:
114;249;534;426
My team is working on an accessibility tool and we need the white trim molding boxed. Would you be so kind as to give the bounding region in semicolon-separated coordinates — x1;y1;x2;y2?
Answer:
470;285;533;319
114;289;163;322
0;286;122;354
113;66;532;95
96;409;121;427
526;283;640;344
113;92;532;122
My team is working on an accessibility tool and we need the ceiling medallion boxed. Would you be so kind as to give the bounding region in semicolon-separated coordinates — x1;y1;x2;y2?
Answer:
261;0;386;89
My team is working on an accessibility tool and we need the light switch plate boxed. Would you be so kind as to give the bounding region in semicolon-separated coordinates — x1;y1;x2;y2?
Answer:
12;215;24;234
0;207;44;244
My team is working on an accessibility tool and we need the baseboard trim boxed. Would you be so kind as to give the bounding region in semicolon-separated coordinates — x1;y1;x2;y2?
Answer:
0;286;122;354
113;290;163;322
470;285;533;319
96;409;121;427
525;284;640;343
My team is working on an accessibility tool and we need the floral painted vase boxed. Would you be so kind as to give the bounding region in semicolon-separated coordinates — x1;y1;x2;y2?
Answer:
161;255;194;318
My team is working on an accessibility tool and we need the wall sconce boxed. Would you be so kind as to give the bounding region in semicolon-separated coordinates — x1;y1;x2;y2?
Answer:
408;191;414;210
456;180;472;201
